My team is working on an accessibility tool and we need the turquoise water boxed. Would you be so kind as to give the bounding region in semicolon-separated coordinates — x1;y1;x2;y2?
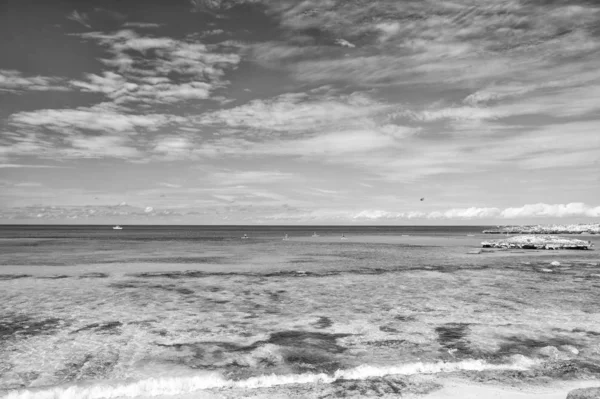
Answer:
1;226;599;398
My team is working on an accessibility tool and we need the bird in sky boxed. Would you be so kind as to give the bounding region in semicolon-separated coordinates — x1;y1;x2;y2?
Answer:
420;198;425;201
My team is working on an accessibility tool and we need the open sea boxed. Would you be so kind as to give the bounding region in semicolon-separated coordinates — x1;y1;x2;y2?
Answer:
1;225;600;398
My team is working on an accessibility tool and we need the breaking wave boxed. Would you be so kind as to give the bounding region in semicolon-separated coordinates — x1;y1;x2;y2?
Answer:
3;356;538;399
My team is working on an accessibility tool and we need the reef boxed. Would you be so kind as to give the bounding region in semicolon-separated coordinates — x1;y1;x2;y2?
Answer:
483;224;600;235
481;235;593;250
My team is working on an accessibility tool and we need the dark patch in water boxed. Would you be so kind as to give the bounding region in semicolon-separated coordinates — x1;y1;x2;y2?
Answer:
129;271;217;279
79;272;109;278
0;315;62;339
101;256;229;264
468;360;600;384
282;349;341;373
572;328;600;336
266;331;350;353
313;316;333;329
435;323;471;354
55;352;119;382
394;315;416;322
109;281;194;295
366;339;407;348
155;341;251;369
71;321;122;334
0;274;31;280
326;376;442;398
37;275;70;279
494;335;579;357
379;325;399;333
288;259;315;264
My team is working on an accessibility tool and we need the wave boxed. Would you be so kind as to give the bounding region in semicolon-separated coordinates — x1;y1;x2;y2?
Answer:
3;356;538;399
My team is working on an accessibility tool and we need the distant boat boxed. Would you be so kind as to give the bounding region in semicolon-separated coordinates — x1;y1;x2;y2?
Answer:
341;233;347;240
112;225;123;230
311;232;320;237
283;234;289;241
242;234;249;240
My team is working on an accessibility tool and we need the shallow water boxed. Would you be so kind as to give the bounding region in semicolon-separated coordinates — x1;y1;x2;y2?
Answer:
1;226;600;398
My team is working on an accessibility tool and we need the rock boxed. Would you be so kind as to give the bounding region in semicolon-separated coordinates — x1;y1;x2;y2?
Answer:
481;235;592;250
551;261;561;266
482;224;600;235
560;345;579;355
566;387;600;399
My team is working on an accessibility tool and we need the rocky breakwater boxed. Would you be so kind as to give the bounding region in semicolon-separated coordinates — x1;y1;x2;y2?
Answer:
481;235;593;250
483;224;600;235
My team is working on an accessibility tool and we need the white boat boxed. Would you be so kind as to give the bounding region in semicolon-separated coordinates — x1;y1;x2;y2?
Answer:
311;232;320;237
112;225;123;230
241;234;249;239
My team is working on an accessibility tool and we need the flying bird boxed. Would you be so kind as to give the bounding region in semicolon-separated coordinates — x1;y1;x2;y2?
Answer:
420;198;425;201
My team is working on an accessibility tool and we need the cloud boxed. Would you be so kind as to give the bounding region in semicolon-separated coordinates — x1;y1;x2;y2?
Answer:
63;135;141;159
5;104;186;160
197;91;392;134
0;164;64;168
249;0;600;99
122;22;162;29
72;29;241;104
67;10;92;28
209;170;295;185
335;38;355;48
500;203;600;219
10;103;179;133
0;70;69;93
157;182;182;188
288;203;600;222
0;204;186;220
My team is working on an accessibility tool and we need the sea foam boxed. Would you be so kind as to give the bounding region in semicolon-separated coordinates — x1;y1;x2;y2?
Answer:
3;356;537;399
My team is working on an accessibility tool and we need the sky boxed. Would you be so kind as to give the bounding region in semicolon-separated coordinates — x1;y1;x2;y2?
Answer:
0;0;599;225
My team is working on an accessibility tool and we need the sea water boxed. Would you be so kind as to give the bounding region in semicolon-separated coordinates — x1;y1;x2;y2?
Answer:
1;225;599;398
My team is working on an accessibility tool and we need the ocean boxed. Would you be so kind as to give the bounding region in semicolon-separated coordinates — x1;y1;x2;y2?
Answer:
1;225;599;398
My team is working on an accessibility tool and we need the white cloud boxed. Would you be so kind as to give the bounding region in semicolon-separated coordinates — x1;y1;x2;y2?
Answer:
0;70;69;93
350;203;600;221
0;164;64;168
10;104;179;133
197;91;389;133
72;30;241;104
122;22;162;29
209;171;294;185
500;203;600;219
67;10;91;28
335;38;355;48
63;135;140;159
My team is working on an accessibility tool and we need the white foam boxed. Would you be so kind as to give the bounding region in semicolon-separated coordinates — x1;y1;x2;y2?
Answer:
3;356;538;399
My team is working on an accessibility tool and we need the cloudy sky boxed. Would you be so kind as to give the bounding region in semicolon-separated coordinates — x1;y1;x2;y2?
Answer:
1;0;599;224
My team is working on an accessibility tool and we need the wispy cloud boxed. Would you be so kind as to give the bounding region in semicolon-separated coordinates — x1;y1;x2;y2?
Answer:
0;70;69;93
0;164;64;169
122;22;162;29
197;91;390;133
72;29;241;104
267;203;600;222
67;10;92;28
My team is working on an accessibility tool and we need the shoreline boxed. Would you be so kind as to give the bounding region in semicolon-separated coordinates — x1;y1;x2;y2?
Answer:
422;378;600;399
